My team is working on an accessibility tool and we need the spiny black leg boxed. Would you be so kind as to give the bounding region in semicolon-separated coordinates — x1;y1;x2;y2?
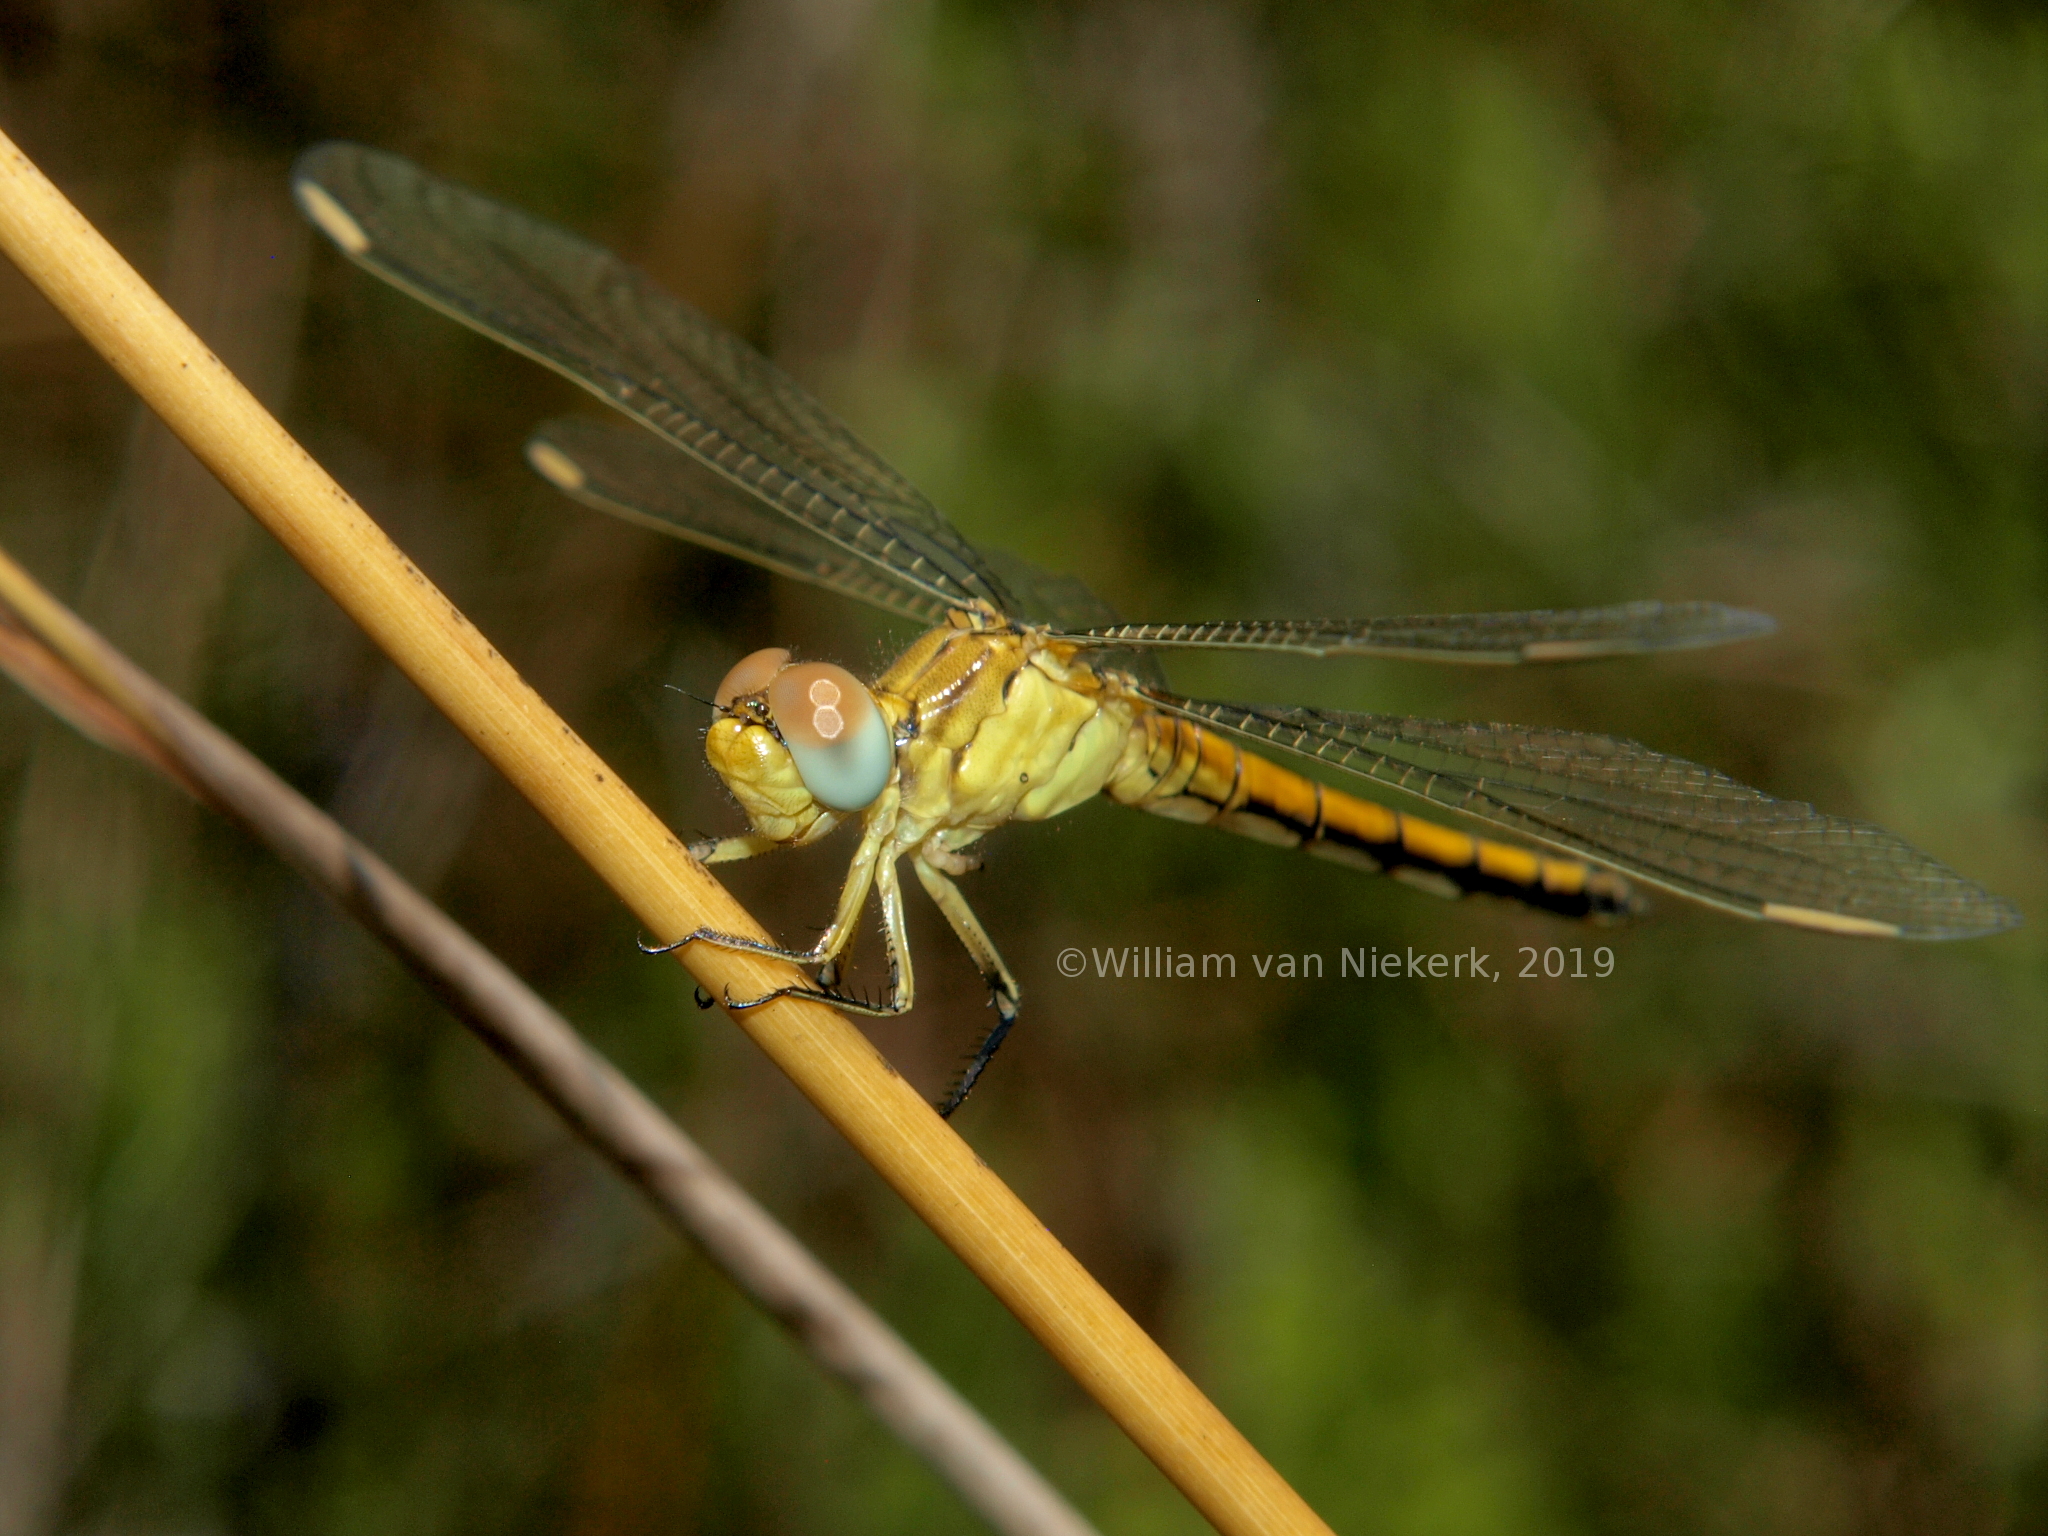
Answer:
639;925;823;963
703;875;908;1022
936;989;1021;1118
719;980;909;1020
907;856;1020;1115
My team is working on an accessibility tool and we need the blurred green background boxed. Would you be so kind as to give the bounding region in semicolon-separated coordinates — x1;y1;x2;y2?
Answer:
0;2;2043;1532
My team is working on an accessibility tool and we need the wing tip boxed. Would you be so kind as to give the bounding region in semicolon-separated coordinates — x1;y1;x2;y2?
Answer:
1517;603;1778;662
1761;897;2024;941
1521;638;1634;661
1933;896;2026;941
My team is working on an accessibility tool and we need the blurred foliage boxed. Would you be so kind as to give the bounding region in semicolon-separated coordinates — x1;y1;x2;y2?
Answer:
0;1;2043;1532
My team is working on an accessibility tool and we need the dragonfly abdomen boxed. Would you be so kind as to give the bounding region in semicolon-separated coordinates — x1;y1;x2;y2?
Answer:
1108;708;1642;922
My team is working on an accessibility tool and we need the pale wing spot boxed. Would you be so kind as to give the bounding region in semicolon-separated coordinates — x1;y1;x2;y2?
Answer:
295;182;370;254
1523;639;1624;661
526;441;587;492
1761;903;1902;938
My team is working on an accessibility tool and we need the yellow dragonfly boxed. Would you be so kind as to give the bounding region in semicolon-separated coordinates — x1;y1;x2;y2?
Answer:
292;145;2020;1114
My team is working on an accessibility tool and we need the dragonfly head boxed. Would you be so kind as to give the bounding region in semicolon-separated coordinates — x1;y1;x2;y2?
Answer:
706;648;893;833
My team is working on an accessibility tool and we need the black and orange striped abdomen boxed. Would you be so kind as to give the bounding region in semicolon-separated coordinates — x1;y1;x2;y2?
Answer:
1105;707;1642;922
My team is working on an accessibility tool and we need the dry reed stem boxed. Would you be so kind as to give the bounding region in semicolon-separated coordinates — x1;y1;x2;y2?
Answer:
0;126;1333;1536
0;542;1101;1536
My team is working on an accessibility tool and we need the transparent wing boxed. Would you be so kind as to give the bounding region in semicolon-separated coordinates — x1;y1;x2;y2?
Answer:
527;418;955;626
1142;691;2021;940
981;552;1125;631
530;414;1170;679
1058;602;1775;662
980;549;1166;687
528;417;1167;684
292;142;1017;617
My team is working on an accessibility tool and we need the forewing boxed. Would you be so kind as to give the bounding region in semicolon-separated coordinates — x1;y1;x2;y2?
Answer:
1061;602;1774;662
1143;691;2021;940
527;418;953;625
292;142;1016;616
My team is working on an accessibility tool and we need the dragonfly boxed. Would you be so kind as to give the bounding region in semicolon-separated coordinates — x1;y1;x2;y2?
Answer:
292;144;2021;1114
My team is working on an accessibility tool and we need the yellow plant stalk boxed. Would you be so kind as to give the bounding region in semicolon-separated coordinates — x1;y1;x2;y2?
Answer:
0;541;1101;1536
0;129;1333;1536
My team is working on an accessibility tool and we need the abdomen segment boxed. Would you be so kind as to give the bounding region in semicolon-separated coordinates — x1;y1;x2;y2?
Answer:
1107;708;1642;921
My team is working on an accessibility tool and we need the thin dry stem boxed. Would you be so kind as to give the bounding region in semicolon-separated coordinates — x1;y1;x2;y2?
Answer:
0;126;1333;1536
0;542;1099;1536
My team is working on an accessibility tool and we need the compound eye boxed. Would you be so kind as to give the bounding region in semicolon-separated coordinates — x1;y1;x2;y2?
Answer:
767;662;891;811
715;647;791;708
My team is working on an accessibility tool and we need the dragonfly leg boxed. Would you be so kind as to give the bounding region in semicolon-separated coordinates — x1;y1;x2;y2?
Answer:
689;809;842;865
688;833;783;864
723;855;916;1020
912;857;1021;1117
647;819;887;964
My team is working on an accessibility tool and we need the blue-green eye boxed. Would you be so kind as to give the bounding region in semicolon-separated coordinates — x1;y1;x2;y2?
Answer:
767;663;891;811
